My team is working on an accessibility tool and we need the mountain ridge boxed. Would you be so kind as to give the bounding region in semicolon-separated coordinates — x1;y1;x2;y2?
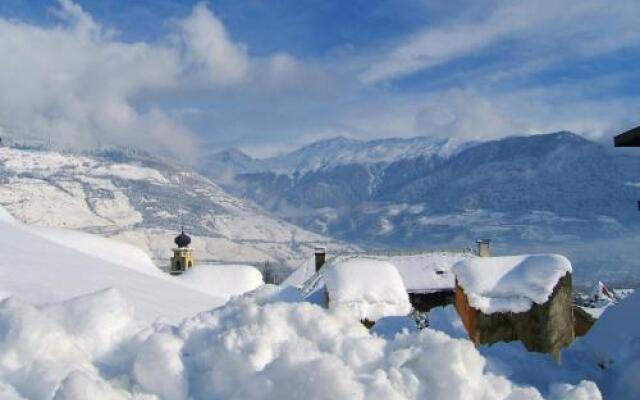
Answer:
203;131;640;284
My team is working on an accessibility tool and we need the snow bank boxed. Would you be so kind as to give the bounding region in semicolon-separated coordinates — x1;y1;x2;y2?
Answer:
0;285;602;400
173;264;264;298
577;290;640;398
323;258;412;321
0;205;223;322
31;226;159;276
452;255;572;314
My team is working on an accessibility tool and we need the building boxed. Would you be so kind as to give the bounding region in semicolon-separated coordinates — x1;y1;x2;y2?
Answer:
284;244;482;312
170;227;195;275
322;258;412;326
452;254;575;361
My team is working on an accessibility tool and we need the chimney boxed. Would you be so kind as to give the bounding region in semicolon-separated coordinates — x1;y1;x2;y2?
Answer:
314;247;326;272
476;239;491;257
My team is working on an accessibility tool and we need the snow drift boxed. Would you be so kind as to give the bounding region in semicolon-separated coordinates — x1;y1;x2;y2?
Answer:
0;287;602;400
173;264;264;298
0;205;229;322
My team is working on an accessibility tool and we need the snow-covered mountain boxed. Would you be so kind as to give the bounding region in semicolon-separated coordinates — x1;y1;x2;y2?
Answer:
204;132;640;284
0;143;354;270
200;136;475;180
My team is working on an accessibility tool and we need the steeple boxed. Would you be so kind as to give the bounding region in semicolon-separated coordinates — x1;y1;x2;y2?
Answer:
174;225;191;248
170;226;195;275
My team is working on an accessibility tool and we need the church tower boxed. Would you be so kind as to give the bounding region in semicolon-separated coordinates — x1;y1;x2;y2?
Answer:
170;227;195;275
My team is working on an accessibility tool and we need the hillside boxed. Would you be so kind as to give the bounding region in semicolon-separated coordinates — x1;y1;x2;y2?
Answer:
0;143;355;270
207;132;640;284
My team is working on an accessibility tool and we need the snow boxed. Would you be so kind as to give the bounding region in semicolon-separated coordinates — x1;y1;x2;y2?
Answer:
576;282;634;319
284;251;475;294
173;264;264;298
427;305;603;400
31;226;160;276
385;252;475;293
580;290;640;365
0;286;602;400
0;205;229;322
264;136;473;175
452;254;572;314
371;316;417;339
280;257;315;288
323;258;412;321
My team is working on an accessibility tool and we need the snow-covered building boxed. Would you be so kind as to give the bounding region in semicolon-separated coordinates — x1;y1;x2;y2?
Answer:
452;254;574;360
285;247;478;313
323;258;412;325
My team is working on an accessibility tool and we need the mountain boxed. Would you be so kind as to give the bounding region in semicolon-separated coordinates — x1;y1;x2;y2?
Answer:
204;132;640;284
199;147;264;184
0;142;355;271
200;136;475;180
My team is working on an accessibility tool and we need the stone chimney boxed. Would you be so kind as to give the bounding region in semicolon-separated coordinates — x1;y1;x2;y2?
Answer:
476;239;491;257
314;247;326;272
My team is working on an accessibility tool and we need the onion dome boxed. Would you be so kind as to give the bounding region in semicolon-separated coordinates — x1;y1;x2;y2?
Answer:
174;227;191;248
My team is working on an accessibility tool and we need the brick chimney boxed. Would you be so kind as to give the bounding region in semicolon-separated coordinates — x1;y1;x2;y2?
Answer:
314;247;326;272
476;239;491;257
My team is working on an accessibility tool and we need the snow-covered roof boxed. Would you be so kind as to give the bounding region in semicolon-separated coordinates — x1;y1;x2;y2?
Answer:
323;258;411;321
286;250;475;293
281;257;315;288
452;254;572;314
383;252;475;293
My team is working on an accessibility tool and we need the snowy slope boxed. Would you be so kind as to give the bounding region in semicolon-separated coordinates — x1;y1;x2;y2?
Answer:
0;144;355;269
0;206;225;322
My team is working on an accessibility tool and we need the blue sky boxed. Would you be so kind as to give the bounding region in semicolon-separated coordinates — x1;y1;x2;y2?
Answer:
0;0;638;158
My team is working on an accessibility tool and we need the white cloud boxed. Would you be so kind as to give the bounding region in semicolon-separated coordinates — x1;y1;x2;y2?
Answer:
361;0;640;84
0;0;271;158
179;2;249;86
0;0;637;159
0;4;191;156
